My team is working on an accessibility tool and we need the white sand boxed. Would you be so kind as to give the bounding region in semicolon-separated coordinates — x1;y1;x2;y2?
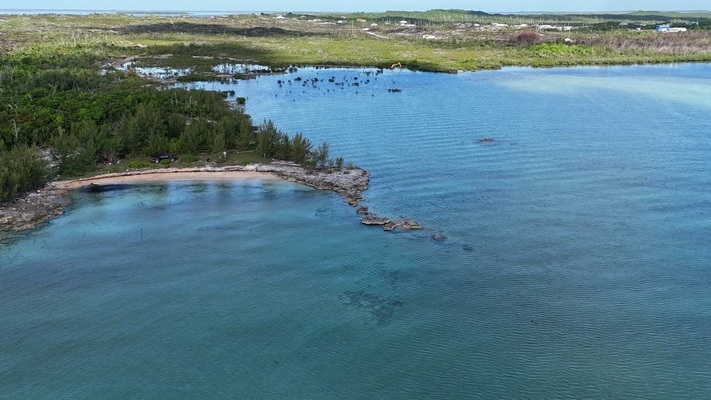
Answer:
61;171;280;189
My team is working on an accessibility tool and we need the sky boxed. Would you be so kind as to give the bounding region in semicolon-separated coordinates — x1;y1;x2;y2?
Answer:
7;0;711;13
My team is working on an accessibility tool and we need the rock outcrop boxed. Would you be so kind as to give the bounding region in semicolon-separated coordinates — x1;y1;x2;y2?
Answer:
360;214;391;226
360;214;422;232
0;183;69;231
0;162;425;234
384;219;423;231
249;162;369;207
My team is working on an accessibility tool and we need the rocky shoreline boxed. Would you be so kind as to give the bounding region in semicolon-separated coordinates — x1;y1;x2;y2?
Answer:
0;183;70;232
0;162;423;233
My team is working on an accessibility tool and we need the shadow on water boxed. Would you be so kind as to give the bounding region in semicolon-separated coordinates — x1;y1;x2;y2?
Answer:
82;184;134;193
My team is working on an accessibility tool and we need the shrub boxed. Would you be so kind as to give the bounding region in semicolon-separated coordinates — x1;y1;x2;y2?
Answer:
159;159;172;165
512;31;542;44
0;145;48;203
300;160;317;169
181;154;199;163
127;161;153;169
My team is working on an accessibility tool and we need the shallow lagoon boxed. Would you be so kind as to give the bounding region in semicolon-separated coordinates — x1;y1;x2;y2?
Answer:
3;64;711;398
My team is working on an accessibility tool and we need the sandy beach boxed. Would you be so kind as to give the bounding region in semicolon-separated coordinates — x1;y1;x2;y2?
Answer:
60;170;281;189
2;165;371;232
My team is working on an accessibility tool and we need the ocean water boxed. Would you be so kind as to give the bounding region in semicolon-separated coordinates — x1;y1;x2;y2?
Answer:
3;64;711;398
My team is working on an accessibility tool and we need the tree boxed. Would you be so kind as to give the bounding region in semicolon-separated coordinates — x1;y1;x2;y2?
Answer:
50;128;81;175
212;131;227;154
235;119;255;151
216;115;237;149
180;119;210;154
275;131;291;160
167;113;186;139
0;145;48;203
116;113;139;154
312;141;330;167
99;133;123;164
71;120;100;169
145;132;170;156
256;120;281;158
132;103;165;154
290;132;312;163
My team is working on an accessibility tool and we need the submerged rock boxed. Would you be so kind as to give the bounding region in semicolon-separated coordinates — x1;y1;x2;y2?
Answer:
340;290;403;324
479;138;495;143
356;206;369;214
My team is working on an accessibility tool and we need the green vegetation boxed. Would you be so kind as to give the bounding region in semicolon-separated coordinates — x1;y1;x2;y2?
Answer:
0;45;344;203
1;9;710;202
127;161;154;169
0;145;48;203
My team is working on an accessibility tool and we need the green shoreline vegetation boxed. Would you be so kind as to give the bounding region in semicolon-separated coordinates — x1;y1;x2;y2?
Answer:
1;9;710;202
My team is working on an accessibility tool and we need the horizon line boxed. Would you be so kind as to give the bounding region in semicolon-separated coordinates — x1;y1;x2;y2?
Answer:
2;8;710;14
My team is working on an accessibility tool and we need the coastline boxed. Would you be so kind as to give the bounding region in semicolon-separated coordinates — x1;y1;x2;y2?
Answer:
60;170;280;189
0;163;371;232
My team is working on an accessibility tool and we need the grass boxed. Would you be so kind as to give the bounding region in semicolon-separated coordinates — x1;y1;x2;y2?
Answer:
1;12;710;74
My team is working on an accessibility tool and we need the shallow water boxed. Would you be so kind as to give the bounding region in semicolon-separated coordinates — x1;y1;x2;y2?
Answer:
3;64;711;398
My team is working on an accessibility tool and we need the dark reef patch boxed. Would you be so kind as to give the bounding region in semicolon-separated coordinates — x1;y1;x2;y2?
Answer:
340;291;403;324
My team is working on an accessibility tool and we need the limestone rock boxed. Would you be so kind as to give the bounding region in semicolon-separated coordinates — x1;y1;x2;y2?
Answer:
394;219;423;230
360;214;391;226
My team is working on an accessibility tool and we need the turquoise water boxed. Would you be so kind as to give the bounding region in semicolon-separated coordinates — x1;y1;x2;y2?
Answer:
3;64;711;398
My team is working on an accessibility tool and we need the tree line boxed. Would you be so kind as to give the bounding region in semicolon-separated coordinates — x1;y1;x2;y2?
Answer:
0;48;344;203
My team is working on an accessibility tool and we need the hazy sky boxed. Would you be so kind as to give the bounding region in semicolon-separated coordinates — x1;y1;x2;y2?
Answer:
9;0;711;12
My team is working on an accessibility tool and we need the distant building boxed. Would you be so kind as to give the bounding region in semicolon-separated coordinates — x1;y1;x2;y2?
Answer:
656;24;670;32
